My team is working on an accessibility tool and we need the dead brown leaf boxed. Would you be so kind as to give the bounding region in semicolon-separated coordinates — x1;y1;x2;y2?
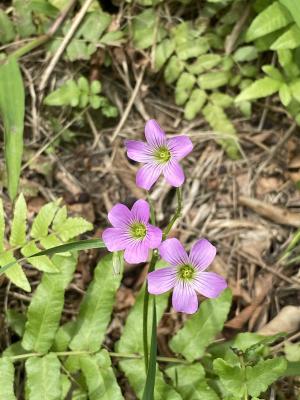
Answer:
258;306;300;336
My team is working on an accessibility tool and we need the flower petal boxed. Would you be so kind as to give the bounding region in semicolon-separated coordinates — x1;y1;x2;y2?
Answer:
108;204;131;228
167;136;193;160
159;238;189;266
146;224;162;249
147;267;176;294
193;272;227;298
131;199;150;222
145;119;166;148
124;240;149;264
189;239;216;271
102;228;129;251
172;282;198;314
125;140;152;163
136;163;163;191
163;160;185;187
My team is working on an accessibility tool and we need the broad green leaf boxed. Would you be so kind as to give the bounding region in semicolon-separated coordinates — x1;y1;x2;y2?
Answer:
202;103;240;160
6;309;26;337
31;201;59;238
262;65;283;80
290;79;300;101
116;267;181;400
0;251;30;292
0;10;15;44
246;357;287;397
13;0;36;38
279;83;292;106
100;31;124;45
0;57;25;200
232;332;284;352
9;193;27;247
278;48;293;67
22;254;77;352
170;289;232;361
210;93;233;108
70;254;122;352
2;341;27;358
80;350;123;400
271;24;300;49
285;342;300;362
176;37;209;60
52;206;67;230
246;2;292;42
76;11;111;42
155;39;175;70
279;0;300;28
54;217;93;241
175;72;196;105
187;54;222;74
233;46;258;62
25;354;62;400
0;358;16;399
184;89;207;120
21;241;58;273
166;364;219;400
198;71;230;90
52;321;77;352
236;77;281;102
164;55;185;84
213;358;245;398
132;9;166;50
0;198;4;252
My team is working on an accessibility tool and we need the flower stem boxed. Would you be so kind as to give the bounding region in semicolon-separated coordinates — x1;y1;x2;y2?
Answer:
163;187;182;240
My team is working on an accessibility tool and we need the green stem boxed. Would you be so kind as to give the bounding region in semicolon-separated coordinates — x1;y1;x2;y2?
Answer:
163;188;182;240
239;353;248;400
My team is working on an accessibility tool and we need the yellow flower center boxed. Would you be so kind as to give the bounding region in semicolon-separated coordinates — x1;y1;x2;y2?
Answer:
154;146;171;163
131;222;147;239
178;264;195;281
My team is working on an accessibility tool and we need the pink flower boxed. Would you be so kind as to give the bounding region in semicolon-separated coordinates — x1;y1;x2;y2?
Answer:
147;238;227;314
125;120;193;190
102;199;162;264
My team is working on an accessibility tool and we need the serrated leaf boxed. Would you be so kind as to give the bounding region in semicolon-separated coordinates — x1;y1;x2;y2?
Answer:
271;24;300;49
246;2;292;42
55;217;93;241
166;364;219;400
246;357;287;397
213;358;245;398
236;77;281;102
0;198;5;252
187;54;222;74
80;350;123;400
0;251;30;292
31;201;59;238
184;89;207;120
22;254;77;352
202;103;240;160
170;289;232;361
21;241;58;273
25;354;62;400
0;10;15;44
0;57;25;200
175;72;196;105
164;55;185;84
0;358;16;399
279;0;300;28
155;38;175;71
10;193;27;247
70;254;122;352
6;309;26;337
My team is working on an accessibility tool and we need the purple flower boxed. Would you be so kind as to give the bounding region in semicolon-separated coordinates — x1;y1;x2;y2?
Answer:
102;199;162;264
125;119;193;190
147;238;227;314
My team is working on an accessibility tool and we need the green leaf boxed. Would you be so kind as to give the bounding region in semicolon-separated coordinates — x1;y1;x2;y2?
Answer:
9;193;27;247
90;80;102;94
52;321;76;352
236;77;281;102
210;93;233;108
2;341;27;358
0;250;30;292
279;0;300;28
271;24;300;49
0;10;15;44
262;65;283;80
44;80;80;107
70;254;122;352
232;332;284;352
166;364;219;400
233;46;258;62
54;216;93;241
76;11;111;42
31;201;59;238
176;37;209;60
198;71;230;90
22;254;77;352
132;9;166;50
187;54;222;74
213;358;245;398
285;342;300;362
21;241;58;273
284;361;300;376
0;57;25;200
6;309;26;337
155;39;175;71
164;55;185;84
175;72;196;105
100;31;124;45
279;83;292;106
202;103;240;160
184;89;207;120
246;357;287;397
25;354;62;400
80;350;123;400
290;79;300;101
246;2;292;41
0;198;5;252
0;358;16;399
13;0;36;38
61;374;71;399
170;289;232;361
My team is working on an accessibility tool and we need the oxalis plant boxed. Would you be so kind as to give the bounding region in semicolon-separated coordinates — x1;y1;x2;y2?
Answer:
0;120;290;399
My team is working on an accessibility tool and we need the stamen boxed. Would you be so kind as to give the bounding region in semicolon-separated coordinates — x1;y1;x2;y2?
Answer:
130;222;147;240
177;264;195;281
154;146;171;163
